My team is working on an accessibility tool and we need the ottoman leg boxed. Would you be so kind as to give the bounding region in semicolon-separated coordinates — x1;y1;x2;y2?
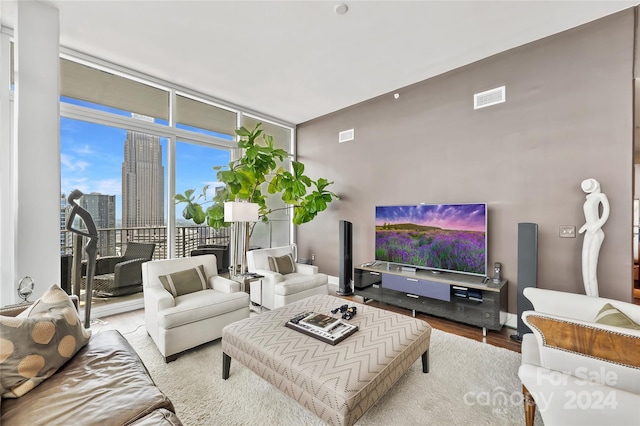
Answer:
422;349;429;373
222;352;231;380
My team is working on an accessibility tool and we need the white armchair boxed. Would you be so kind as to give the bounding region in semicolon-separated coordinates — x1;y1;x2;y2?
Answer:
142;255;249;362
246;245;328;310
518;287;640;426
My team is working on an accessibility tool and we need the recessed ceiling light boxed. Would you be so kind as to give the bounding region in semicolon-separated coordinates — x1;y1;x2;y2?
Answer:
334;3;349;15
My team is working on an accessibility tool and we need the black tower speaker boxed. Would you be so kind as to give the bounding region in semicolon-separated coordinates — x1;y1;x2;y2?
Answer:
511;222;538;343
338;220;353;296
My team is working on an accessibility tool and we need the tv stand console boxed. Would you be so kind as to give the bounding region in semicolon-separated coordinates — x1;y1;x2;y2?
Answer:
354;262;508;336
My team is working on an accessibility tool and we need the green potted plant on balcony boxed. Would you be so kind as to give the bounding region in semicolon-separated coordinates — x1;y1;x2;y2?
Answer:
174;122;338;234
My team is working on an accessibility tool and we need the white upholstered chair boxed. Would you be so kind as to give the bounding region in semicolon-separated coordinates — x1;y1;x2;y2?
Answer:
142;254;249;362
246;245;328;310
518;287;640;426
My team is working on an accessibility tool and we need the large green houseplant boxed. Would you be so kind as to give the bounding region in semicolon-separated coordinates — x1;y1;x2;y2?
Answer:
175;123;338;231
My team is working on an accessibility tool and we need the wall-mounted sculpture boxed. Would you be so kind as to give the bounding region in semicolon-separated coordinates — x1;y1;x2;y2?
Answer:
578;178;610;297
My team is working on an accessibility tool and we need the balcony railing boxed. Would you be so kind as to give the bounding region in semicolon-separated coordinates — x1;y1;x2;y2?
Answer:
60;225;229;260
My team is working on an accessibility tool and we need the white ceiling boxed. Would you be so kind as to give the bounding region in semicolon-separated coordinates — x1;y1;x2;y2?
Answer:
1;0;639;125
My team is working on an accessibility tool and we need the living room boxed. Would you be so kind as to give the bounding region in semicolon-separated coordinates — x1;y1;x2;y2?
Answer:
2;1;640;425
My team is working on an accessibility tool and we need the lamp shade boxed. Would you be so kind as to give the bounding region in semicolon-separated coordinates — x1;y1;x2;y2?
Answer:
224;202;259;222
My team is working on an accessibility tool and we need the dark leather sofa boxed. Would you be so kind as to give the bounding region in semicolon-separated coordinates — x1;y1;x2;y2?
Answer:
1;327;181;426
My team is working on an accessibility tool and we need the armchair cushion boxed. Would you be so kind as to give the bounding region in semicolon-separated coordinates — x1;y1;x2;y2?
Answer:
594;303;640;330
0;285;91;398
158;265;207;297
275;273;329;296
268;254;295;275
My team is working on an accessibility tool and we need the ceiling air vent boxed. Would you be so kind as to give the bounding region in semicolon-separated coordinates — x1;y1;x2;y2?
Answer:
474;86;506;110
339;128;355;143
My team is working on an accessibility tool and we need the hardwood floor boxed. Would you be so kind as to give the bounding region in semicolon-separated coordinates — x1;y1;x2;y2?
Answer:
96;290;522;353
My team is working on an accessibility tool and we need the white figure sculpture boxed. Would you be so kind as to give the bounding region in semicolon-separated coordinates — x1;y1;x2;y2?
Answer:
578;178;610;297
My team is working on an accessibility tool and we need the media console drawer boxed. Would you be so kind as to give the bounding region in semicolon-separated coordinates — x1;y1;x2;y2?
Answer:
382;273;450;302
354;269;382;289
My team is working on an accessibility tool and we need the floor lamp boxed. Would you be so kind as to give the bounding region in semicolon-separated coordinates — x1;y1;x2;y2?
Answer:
224;201;259;277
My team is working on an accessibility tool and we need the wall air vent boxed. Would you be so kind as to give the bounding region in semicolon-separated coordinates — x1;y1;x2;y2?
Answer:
474;86;506;110
339;128;355;143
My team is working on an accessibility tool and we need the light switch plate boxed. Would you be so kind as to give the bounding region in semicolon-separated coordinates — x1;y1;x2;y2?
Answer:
559;225;576;238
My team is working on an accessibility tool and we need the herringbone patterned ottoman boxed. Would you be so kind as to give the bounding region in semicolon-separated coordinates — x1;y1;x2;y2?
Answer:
222;294;431;426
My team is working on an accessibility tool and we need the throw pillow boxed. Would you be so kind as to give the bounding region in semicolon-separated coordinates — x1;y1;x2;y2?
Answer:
594;303;640;330
267;254;295;275
158;265;208;297
0;284;91;398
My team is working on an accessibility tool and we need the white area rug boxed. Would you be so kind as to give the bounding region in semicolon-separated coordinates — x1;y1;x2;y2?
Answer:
123;326;543;425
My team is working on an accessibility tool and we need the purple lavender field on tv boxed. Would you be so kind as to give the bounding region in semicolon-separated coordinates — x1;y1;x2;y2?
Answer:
375;203;487;276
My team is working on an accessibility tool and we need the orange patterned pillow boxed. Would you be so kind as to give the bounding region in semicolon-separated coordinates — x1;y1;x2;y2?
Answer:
0;285;91;398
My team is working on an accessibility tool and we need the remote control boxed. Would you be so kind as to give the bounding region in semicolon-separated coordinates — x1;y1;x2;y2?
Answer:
290;311;314;324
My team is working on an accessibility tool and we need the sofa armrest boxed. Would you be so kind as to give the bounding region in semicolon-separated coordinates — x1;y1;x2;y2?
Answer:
253;269;284;284
523;287;640;322
210;276;240;293
295;263;319;275
524;311;640;367
0;304;30;317
144;286;175;312
523;311;640;394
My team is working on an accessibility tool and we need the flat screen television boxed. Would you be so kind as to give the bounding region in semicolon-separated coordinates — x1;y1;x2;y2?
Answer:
375;203;487;276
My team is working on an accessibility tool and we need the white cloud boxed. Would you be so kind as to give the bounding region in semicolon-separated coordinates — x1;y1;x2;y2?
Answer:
61;177;90;196
61;178;120;197
60;153;90;172
74;144;95;155
91;179;121;196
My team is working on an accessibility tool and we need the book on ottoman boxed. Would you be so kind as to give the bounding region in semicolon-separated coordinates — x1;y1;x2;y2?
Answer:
299;312;341;331
286;311;358;345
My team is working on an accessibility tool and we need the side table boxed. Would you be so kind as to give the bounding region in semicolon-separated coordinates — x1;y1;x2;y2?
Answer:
231;274;265;312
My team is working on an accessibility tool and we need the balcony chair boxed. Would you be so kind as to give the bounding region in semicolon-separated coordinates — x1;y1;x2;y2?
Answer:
82;242;155;297
142;254;249;362
190;244;230;273
518;287;640;426
246;245;328;310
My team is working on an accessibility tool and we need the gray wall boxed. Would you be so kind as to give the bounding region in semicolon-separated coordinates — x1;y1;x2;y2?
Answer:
296;9;635;313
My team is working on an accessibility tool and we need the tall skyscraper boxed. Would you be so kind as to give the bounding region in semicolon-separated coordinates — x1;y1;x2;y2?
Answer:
122;122;164;229
79;192;116;256
60;193;73;254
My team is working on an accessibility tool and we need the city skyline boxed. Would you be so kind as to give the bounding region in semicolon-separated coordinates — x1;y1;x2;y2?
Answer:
60;107;231;223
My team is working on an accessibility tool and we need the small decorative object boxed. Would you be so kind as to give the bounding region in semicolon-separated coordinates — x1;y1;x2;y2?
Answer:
66;189;99;328
579;178;610;297
17;276;35;303
332;304;357;320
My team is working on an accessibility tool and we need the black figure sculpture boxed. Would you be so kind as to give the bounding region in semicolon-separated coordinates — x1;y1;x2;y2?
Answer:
65;189;98;328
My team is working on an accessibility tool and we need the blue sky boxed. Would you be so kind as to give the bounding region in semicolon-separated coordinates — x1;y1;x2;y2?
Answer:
60;99;231;222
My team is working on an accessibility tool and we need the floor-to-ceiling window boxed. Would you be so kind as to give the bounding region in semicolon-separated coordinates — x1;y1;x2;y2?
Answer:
241;115;295;250
1;35;295;310
56;53;297;310
175;140;231;256
60;117;169;259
